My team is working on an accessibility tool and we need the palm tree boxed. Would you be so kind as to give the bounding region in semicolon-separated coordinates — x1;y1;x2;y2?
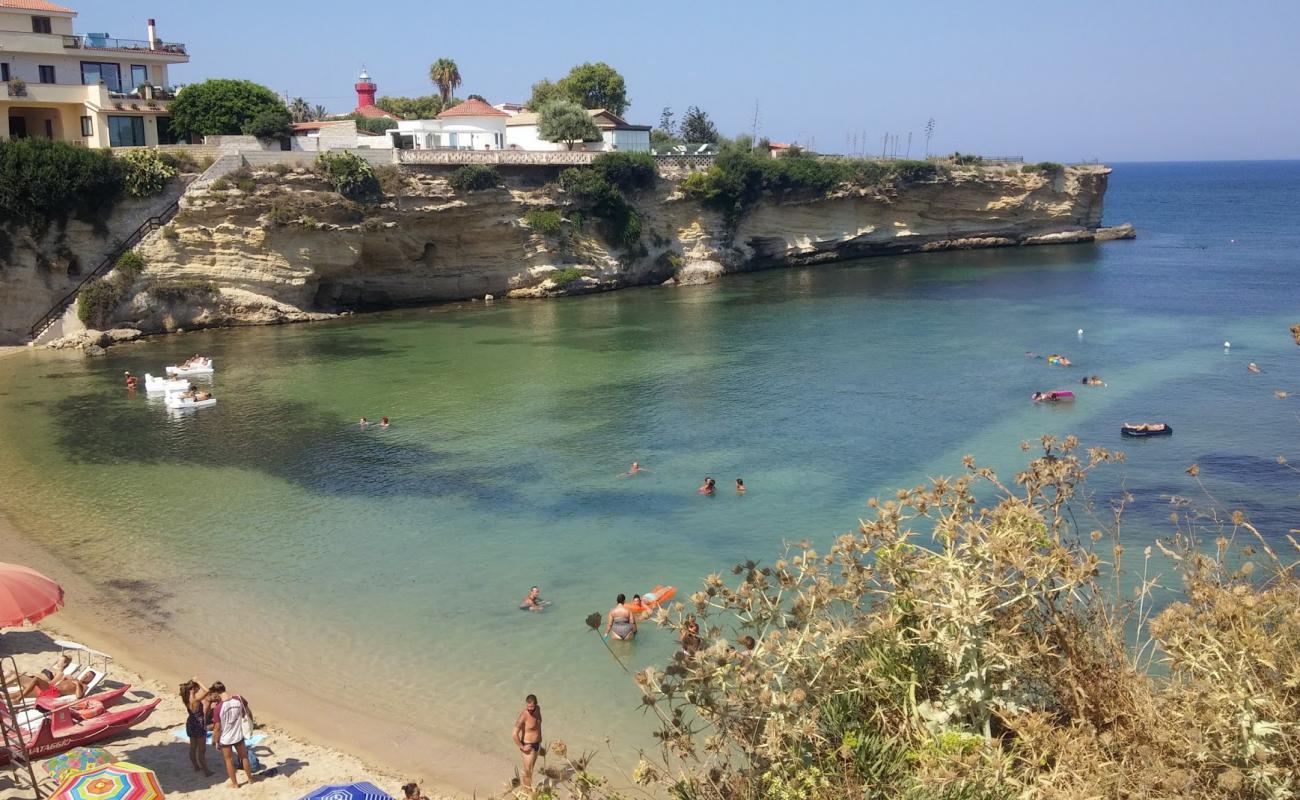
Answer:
429;58;462;105
312;104;329;121
288;97;312;123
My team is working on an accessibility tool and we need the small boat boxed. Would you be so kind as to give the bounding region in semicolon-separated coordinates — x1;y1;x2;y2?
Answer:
0;685;161;764
1046;354;1072;366
143;373;189;393
165;357;214;376
165;392;216;410
1121;422;1172;437
1032;390;1075;403
627;585;678;615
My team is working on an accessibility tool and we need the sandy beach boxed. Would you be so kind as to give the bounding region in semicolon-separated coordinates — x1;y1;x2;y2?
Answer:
0;508;511;799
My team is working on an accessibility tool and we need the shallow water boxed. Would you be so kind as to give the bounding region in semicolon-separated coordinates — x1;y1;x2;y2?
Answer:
0;161;1296;782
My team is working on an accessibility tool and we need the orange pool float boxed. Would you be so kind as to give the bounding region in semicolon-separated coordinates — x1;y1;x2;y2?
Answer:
628;585;677;614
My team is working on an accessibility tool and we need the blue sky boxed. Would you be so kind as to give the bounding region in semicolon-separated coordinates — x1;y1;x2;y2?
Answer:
80;0;1299;161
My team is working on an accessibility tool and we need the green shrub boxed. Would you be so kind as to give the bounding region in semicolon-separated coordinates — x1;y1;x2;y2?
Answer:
566;211;584;231
549;267;584;286
316;151;380;202
268;162;290;177
150;279;217;304
241;108;291;140
162;225;179;240
300;214;318;228
591;151;656;193
525;209;564;236
559;167;642;251
950;152;985;166
0;138;123;232
76;276;124;327
208;177;229;192
119;149;178;198
888;159;945;184
447;164;501;193
266;199;301;226
114;251;145;282
159;150;199;174
374;165;403;196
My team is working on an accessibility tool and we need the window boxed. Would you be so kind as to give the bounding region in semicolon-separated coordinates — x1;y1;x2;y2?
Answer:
44;119;54;138
130;65;148;91
156;116;175;145
81;62;122;92
107;115;145;147
38;65;56;84
32;16;52;34
81;116;93;137
0;63;9;82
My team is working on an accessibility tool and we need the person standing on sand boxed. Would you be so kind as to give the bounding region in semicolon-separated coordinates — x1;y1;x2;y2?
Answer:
512;694;543;792
180;679;214;776
210;682;256;789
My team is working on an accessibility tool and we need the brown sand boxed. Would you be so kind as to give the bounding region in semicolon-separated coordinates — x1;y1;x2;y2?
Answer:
0;510;519;799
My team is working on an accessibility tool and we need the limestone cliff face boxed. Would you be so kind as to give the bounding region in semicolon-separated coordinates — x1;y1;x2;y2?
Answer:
0;183;185;343
105;164;1121;336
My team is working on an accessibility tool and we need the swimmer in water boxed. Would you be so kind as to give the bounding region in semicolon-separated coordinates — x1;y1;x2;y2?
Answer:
1248;362;1261;374
520;586;546;612
698;477;716;496
381;416;390;428
735;478;745;495
620;461;651;477
359;417;368;428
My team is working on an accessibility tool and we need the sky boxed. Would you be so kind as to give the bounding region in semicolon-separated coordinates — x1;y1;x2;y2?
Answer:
78;0;1300;162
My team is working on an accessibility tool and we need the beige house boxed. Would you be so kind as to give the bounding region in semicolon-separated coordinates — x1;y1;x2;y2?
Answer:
0;0;189;148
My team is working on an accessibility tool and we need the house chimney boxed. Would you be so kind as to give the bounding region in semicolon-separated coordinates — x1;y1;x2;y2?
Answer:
147;19;158;50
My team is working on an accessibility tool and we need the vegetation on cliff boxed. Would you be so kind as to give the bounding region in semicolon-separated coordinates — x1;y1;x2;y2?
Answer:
77;251;143;326
0;139;123;233
315;152;381;203
448;164;503;193
517;435;1299;800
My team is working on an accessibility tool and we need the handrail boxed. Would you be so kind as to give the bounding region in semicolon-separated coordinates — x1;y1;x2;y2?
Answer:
0;655;44;798
28;200;179;341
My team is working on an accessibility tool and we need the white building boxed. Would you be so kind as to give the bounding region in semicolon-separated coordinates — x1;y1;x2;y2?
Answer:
0;0;189;147
505;109;651;153
391;98;507;150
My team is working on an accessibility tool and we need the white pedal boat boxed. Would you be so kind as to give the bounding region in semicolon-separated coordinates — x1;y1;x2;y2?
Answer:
166;358;214;376
144;373;190;393
165;393;216;410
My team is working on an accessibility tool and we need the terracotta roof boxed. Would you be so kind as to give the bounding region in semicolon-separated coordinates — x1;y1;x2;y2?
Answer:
291;121;351;132
436;98;508;119
505;108;649;131
0;0;76;13
354;104;399;120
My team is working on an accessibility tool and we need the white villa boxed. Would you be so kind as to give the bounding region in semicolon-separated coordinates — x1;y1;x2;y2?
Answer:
392;98;507;150
0;0;189;148
505;109;651;153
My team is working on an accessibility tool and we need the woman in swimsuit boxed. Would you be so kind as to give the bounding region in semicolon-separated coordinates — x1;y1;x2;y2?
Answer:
604;594;637;641
180;679;214;776
698;477;716;496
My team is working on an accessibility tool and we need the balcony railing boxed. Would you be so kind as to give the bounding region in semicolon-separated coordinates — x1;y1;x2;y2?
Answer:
62;35;187;55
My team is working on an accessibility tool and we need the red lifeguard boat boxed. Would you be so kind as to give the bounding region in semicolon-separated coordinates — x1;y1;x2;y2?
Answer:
0;685;160;764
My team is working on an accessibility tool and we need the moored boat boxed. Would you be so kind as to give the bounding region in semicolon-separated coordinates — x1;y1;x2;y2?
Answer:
1121;422;1172;437
143;374;189;393
0;685;160;764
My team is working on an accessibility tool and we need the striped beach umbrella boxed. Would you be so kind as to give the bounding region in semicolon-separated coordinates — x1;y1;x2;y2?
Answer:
50;762;163;800
0;562;64;627
41;747;117;784
299;782;394;800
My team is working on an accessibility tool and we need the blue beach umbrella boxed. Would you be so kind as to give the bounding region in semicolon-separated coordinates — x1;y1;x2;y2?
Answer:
299;782;394;800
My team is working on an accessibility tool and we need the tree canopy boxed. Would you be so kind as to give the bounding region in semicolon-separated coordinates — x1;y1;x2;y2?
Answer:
168;79;286;139
347;114;398;134
537;99;601;150
242;108;292;140
526;63;629;116
679;105;720;143
429;58;462;105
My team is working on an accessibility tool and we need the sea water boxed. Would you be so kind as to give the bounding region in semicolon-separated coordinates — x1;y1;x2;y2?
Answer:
0;161;1295;784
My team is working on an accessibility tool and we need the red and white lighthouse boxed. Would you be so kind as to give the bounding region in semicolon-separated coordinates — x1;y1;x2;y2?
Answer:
354;68;377;110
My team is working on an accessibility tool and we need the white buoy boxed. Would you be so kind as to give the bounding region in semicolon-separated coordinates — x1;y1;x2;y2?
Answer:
1224;341;1231;349
1077;328;1084;338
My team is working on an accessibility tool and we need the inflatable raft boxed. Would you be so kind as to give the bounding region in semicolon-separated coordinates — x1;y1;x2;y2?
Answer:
1121;423;1171;437
165;394;216;410
1032;390;1075;403
628;585;677;614
144;374;189;393
166;358;214;376
1046;354;1072;366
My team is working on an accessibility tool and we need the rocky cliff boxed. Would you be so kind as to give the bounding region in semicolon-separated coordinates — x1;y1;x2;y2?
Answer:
59;163;1129;339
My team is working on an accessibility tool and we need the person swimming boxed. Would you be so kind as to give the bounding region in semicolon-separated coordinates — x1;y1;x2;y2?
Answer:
359;417;368;427
381;416;390;427
520;586;547;612
620;461;651;477
735;478;745;495
698;477;716;496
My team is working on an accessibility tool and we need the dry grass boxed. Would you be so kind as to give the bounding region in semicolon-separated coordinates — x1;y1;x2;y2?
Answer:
511;434;1298;800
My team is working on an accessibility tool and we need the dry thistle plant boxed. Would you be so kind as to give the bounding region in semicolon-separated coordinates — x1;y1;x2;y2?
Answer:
540;435;1297;800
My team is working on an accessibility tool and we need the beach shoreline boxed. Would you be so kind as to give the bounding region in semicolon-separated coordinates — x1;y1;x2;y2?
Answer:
0;507;514;799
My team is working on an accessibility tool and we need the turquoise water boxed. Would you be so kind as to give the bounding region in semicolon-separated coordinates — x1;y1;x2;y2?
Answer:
0;162;1296;784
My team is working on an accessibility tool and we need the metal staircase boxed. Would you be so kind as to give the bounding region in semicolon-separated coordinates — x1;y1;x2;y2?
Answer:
27;200;180;343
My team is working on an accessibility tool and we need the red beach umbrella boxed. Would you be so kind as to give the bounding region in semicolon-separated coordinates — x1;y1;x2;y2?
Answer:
0;562;65;627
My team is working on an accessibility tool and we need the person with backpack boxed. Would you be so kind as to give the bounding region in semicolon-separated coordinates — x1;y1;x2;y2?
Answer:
209;682;257;788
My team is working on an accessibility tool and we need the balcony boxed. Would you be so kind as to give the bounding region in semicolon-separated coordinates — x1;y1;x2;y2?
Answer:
66;35;188;57
4;79;177;111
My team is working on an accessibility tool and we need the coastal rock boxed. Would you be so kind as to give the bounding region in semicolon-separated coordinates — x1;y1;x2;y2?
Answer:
1095;223;1137;241
65;165;1121;338
105;328;142;343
